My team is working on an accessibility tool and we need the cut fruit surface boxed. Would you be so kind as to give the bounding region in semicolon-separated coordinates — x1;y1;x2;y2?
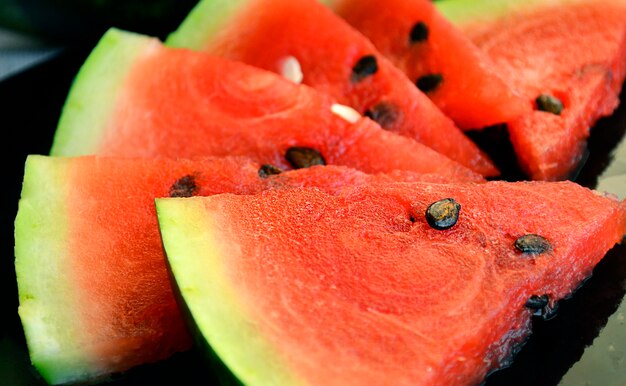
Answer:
437;0;626;180
324;0;528;130
157;182;626;386
14;154;449;385
167;0;498;176
51;28;483;182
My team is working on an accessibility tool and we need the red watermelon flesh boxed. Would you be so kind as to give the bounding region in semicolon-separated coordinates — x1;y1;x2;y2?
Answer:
157;182;626;386
166;0;498;177
14;154;451;385
325;0;529;130
51;29;483;182
439;0;626;180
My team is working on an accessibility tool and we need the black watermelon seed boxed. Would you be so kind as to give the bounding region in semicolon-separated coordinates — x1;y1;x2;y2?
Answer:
425;198;461;230
258;164;283;178
351;55;379;82
515;234;552;255
285;147;326;169
525;294;549;310
364;102;400;129
535;94;564;115
409;21;429;43
169;175;198;197
416;74;443;93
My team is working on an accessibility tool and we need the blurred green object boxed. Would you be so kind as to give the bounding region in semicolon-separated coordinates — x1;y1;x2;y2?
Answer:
0;0;199;43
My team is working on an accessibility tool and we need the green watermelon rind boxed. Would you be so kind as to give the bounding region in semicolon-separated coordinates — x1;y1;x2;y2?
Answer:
435;0;625;27
14;155;89;384
165;0;247;49
51;28;154;156
156;197;305;386
435;0;537;26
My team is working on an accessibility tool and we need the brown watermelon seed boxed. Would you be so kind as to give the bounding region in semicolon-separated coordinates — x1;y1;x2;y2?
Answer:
364;102;400;129
535;94;564;115
351;55;378;82
285;147;326;169
416;74;443;93
169;175;198;197
425;198;461;230
515;234;552;255
525;294;549;310
409;21;429;43
258;164;283;178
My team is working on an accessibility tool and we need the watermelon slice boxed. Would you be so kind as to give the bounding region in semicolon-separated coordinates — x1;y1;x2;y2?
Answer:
14;154;451;385
323;0;529;130
50;28;483;182
166;0;498;177
437;0;626;180
156;182;626;386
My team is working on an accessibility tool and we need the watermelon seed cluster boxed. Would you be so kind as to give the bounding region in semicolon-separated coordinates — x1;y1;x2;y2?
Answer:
422;197;557;320
514;234;552;255
407;20;444;95
285;147;326;169
425;198;461;230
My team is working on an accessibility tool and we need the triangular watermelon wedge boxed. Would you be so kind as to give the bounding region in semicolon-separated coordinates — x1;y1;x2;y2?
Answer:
323;0;529;130
156;182;626;386
50;28;483;182
14;154;450;385
437;0;626;180
166;0;498;177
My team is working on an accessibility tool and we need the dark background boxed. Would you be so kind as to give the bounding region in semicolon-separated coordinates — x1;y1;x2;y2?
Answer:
0;0;199;44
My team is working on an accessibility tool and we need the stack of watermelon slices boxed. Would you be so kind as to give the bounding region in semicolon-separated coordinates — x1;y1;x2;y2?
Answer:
13;0;626;385
166;0;500;177
435;0;626;180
